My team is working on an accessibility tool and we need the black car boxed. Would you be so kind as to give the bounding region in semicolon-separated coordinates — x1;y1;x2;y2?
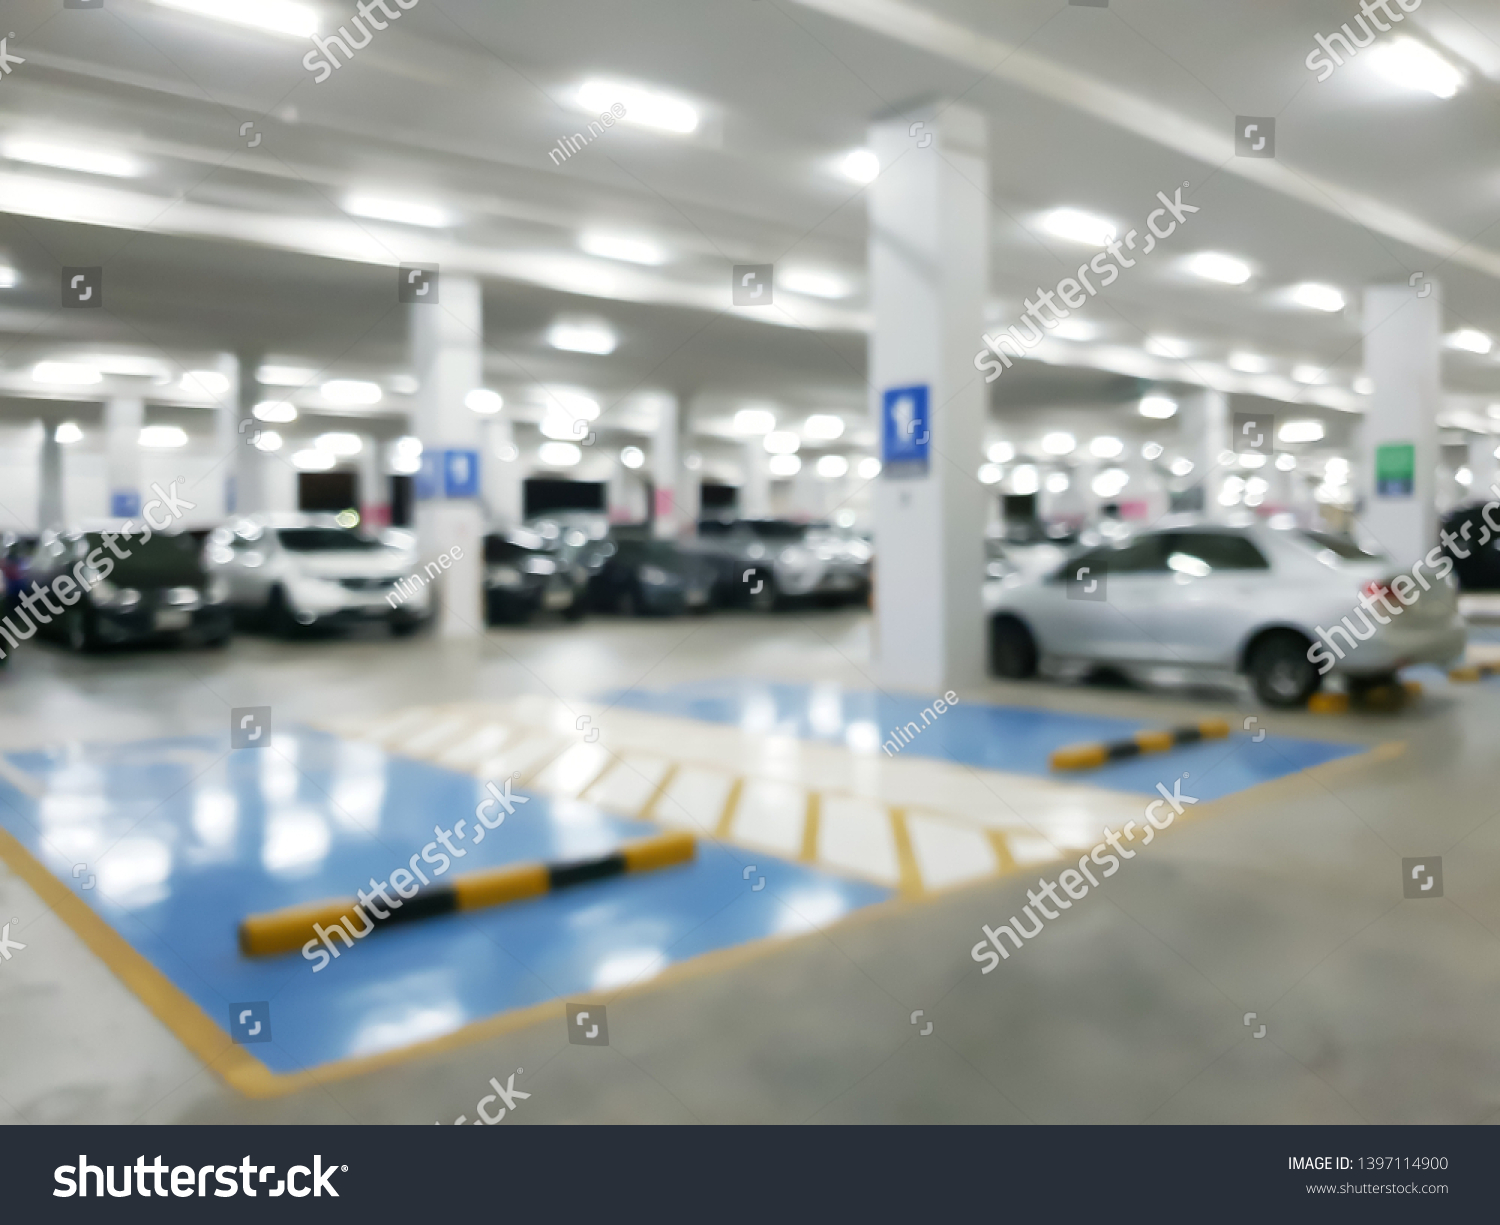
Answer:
483;529;587;624
1440;504;1500;590
28;529;232;651
586;532;715;616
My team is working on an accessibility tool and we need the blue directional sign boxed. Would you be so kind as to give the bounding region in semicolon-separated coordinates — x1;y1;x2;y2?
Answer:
443;448;480;498
881;384;930;475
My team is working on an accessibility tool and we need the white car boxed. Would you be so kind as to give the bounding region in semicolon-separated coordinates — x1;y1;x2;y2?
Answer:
205;514;430;636
983;518;1466;707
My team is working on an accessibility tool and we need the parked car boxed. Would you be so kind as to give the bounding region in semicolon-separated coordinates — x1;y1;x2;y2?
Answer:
1439;504;1500;590
984;518;1466;707
587;531;716;616
690;519;871;609
29;527;231;651
205;514;429;636
483;528;587;624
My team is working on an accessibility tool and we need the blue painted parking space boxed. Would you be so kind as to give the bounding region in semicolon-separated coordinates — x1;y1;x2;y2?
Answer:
601;680;1364;801
0;729;888;1082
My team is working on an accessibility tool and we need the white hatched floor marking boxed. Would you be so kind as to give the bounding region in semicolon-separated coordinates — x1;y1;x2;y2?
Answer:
324;699;1148;896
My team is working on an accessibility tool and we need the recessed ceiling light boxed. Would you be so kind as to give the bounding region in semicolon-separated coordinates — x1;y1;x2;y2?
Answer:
1291;282;1345;312
291;448;336;471
322;379;382;405
1279;420;1325;443
763;430;801;455
465;389;503;415
148;0;318;37
538;441;583;467
1169;457;1195;477
80;353;169;379
0;266;17;288
1292;364;1327;385
182;370;231;397
1042;208;1117;247
1011;464;1040;495
316;432;363;456
838;149;880;185
1445;328;1492;354
547;320;617;355
1041;431;1076;455
816;455;849;479
1050;319;1098;341
1367;37;1464;99
253;430;283;452
33;361;101;386
1354;375;1374;394
578;232;666;265
344;195;451;229
1139;395;1177;419
139;425;188;448
733;408;776;436
857;456;882;479
1045;471;1070;493
1276;453;1297;471
768;454;801;477
620;446;645;469
1145;336;1189;358
978;464;1003;486
802;414;845;441
55;421;83;444
1229;351;1270;373
987;442;1015;463
257;364;317;387
781;269;849;299
2;138;141;178
577;80;699;134
1141;442;1164;460
253;400;297;423
1089;435;1124;459
1185;251;1252;285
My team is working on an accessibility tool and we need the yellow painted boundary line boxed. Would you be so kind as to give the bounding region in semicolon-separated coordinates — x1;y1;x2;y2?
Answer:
0;736;1404;1100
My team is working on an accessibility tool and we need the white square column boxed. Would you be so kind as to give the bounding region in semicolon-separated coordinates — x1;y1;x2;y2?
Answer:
411;273;485;637
1361;284;1441;561
868;102;989;691
651;393;681;538
104;397;144;518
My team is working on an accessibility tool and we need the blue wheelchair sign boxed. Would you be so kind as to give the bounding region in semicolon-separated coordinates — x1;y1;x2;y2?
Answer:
881;385;930;475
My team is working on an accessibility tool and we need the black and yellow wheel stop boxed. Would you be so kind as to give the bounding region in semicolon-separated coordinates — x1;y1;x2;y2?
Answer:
239;830;696;957
1049;718;1229;771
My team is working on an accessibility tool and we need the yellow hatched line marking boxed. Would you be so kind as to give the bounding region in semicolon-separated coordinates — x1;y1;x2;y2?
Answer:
715;777;745;840
888;806;924;896
799;791;821;863
637;762;680;821
984;827;1016;875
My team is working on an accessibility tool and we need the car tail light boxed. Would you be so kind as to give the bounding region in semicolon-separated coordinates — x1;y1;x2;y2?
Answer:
1361;578;1394;603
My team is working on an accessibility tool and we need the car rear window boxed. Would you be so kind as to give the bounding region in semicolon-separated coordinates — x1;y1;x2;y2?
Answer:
1299;530;1379;561
1167;531;1270;571
277;528;385;552
81;532;204;584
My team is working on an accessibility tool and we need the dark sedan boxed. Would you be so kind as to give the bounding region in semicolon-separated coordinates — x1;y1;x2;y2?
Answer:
1440;504;1500;590
483;529;587;624
587;533;715;616
28;528;231;651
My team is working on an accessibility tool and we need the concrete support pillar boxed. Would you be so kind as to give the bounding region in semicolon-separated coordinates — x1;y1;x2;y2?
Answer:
482;417;523;529
233;355;276;517
867;100;988;691
741;441;771;519
1469;432;1499;503
1361;283;1441;561
652;394;681;538
105;397;144;518
411;274;484;636
38;422;63;531
1179;389;1230;517
212;353;239;518
357;433;389;528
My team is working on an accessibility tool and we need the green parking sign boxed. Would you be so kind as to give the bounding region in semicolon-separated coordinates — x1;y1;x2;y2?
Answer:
1375;443;1415;497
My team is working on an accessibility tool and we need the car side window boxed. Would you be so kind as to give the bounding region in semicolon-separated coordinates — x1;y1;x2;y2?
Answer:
1053;536;1168;580
1167;531;1270;572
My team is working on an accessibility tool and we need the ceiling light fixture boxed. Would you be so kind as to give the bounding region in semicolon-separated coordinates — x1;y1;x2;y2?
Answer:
781;270;849;299
763;430;800;455
802;414;845;441
148;0;318;37
139;425;188;448
1;137;141;178
768;454;801;477
987;442;1015;463
1445;328;1493;355
1089;435;1124;459
321;379;382;406
620;446;645;469
55;422;83;444
344;195;450;229
578;232;666;265
576;80;699;134
257;365;317;387
182;370;231;397
1185;251;1252;285
733;408;776;436
1139;395;1178;419
816;455;849;479
1041;431;1076;455
33;361;102;386
838;149;880;185
1291;282;1345;312
465;389;503;415
1366;37;1464;98
1278;420;1325;443
253;400;297;423
1042;208;1117;247
291;448;336;471
1229;351;1270;373
547;320;617;355
316;432;363;456
857;457;882;479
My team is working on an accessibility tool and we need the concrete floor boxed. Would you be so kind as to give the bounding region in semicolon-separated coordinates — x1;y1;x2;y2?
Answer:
1;609;1497;1124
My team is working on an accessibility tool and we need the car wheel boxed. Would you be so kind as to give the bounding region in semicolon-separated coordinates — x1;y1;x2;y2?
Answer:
266;587;300;638
989;615;1038;679
65;609;95;653
1248;631;1321;708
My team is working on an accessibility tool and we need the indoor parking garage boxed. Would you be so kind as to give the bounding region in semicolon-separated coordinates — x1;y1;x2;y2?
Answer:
0;0;1497;1204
